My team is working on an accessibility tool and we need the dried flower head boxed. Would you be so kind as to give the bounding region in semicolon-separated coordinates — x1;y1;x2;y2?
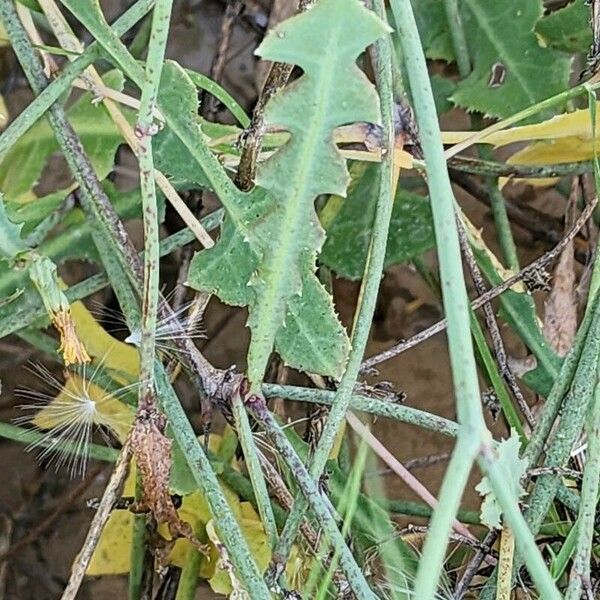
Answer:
53;308;91;366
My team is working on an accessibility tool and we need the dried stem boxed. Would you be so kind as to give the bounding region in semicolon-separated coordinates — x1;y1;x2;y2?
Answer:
234;0;313;190
456;220;535;428
60;441;132;600
362;198;598;371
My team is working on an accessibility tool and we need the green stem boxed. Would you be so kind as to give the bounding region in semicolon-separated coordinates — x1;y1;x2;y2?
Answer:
231;390;278;550
130;10;172;589
246;396;378;599
0;421;119;462
447;156;595;178
153;367;271;598
565;373;600;598
443;0;470;77
136;0;171;406
129;479;148;600
262;384;459;437
314;439;368;600
488;181;520;271
389;1;488;596
175;544;203;600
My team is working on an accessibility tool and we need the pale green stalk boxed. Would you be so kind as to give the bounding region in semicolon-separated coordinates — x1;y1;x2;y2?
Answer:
263;384;459;437
246;397;378;599
390;1;560;597
0;421;118;462
565;369;600;599
443;0;470;77
129;5;173;596
389;2;484;596
314;439;369;600
488;182;520;272
231;391;278;550
135;0;171;403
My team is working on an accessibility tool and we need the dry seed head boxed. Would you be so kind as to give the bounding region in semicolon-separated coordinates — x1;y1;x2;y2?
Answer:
16;361;135;478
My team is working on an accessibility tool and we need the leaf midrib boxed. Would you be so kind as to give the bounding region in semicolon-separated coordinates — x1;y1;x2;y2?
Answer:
249;34;340;384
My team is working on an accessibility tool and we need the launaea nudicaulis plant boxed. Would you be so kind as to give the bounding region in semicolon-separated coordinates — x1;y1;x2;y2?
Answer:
16;361;135;477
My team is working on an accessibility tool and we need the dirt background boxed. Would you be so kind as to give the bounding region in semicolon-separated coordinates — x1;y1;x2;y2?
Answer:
0;0;578;598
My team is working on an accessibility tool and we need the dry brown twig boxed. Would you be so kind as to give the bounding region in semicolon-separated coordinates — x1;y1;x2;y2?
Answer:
456;218;536;427
60;441;132;600
362;198;598;371
235;0;314;190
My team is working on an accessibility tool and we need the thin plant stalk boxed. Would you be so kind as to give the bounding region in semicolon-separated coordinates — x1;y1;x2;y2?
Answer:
60;440;133;600
314;438;369;600
389;0;484;595
488;182;520;272
231;387;278;550
268;0;401;575
443;0;470;77
390;1;560;597
135;0;171;406
564;368;600;598
263;384;459;437
246;395;378;599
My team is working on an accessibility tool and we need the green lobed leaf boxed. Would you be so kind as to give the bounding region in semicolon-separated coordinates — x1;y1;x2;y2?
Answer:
476;431;528;529
244;0;389;386
190;0;389;386
0;70;130;203
535;0;591;54
153;64;213;191
451;0;572;119
0;193;29;261
321;163;435;280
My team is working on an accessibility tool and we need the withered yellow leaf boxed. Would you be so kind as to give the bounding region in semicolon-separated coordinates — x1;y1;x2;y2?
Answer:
442;106;598;147
70;301;139;377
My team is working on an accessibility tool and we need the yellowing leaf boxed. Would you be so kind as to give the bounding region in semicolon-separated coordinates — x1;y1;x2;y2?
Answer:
87;509;133;575
70;301;139;377
442;106;599;147
207;504;271;596
87;467;136;576
443;106;599;187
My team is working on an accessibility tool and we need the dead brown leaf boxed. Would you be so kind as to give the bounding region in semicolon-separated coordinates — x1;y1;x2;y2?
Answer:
543;179;579;357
